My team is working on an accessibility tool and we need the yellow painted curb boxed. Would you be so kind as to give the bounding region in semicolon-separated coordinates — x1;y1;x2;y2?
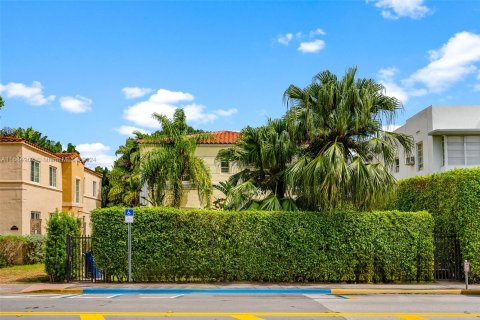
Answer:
21;289;83;294
331;289;463;295
461;289;480;295
1;312;480;317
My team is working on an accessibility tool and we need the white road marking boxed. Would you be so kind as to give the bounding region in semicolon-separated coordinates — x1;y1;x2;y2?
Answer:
304;294;348;300
53;294;80;299
139;294;184;299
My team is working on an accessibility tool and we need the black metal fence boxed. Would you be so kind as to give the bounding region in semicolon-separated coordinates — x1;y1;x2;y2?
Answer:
66;235;107;282
434;235;463;281
65;234;464;282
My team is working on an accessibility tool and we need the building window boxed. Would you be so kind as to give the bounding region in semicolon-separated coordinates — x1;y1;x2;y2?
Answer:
75;178;80;203
447;135;480;166
31;211;40;220
394;157;400;173
49;166;57;187
447;136;465;165
220;161;230;173
93;181;97;197
417;142;424;171
30;160;40;183
30;211;41;235
466;136;480;165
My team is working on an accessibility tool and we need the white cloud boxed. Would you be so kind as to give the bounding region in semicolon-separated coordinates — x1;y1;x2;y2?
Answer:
123;89;237;128
298;39;326;53
0;81;55;105
184;104;218;122
214;108;238;117
309;28;326;37
368;0;430;20
276;28;326;51
116;125;151;137
405;32;480;92
378;67;398;79
378;67;410;103
59;95;92;113
277;33;293;45
76;142;110;154
382;81;410;103
76;143;116;168
122;87;153;99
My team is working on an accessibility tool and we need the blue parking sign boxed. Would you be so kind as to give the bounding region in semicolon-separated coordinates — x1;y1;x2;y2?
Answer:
125;208;134;223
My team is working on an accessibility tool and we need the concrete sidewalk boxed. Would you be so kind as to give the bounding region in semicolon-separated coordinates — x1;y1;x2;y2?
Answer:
3;281;478;295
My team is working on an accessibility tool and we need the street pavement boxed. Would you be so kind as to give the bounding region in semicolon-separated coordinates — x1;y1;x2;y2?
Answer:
0;292;479;320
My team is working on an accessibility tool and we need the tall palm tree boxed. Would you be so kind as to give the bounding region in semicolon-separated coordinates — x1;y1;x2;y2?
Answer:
141;109;212;208
108;135;143;206
284;67;413;210
216;118;298;210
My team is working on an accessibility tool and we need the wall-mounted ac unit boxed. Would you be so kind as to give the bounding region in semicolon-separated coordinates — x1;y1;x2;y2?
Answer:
405;156;415;166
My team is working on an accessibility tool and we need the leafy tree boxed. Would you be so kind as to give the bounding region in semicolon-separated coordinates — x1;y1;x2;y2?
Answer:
95;166;111;208
283;67;413;210
66;143;77;153
141;109;212;207
0;95;4;110
108;135;143;207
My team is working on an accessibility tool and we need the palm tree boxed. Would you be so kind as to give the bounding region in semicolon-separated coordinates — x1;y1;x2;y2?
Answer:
284;67;413;210
216;118;298;210
108;135;143;206
140;109;212;208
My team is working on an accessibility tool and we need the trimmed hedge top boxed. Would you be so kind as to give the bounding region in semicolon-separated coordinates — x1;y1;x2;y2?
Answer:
92;207;433;283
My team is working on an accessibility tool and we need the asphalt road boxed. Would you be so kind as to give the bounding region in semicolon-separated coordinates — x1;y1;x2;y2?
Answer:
0;293;479;320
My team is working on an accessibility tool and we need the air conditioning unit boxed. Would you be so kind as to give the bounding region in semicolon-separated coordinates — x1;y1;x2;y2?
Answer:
405;156;415;166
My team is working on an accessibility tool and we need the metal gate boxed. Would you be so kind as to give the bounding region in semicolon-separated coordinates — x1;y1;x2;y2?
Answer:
66;235;106;282
434;235;463;281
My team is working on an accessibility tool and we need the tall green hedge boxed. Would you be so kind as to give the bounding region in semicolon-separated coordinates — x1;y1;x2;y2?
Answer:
92;207;433;283
45;212;80;282
395;168;480;281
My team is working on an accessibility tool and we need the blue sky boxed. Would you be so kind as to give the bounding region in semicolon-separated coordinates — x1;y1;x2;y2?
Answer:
1;0;479;167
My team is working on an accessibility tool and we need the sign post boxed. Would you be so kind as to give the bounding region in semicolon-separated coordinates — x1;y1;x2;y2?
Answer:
125;208;134;282
464;260;470;290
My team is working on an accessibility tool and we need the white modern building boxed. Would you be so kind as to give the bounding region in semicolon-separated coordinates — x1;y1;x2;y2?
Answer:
392;106;480;179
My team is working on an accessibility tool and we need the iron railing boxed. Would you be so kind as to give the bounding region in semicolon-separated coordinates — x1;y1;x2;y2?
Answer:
66;235;107;282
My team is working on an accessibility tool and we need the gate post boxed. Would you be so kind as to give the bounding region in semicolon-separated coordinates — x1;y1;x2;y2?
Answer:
65;234;71;282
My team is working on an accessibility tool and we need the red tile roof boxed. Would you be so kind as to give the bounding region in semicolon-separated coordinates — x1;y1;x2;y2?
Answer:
137;130;240;145
0;136;62;158
197;131;240;144
0;136;23;143
84;166;104;178
0;137;96;174
55;152;82;161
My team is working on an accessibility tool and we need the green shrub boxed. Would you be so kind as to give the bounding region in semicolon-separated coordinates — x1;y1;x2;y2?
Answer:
395;168;480;282
92;207;434;283
24;235;46;264
0;236;27;266
45;212;80;282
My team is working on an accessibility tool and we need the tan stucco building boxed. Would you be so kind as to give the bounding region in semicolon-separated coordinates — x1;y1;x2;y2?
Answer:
139;131;240;208
0;137;102;235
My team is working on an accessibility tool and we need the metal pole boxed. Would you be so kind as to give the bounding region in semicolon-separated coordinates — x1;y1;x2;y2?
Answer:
128;223;132;282
466;271;469;290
